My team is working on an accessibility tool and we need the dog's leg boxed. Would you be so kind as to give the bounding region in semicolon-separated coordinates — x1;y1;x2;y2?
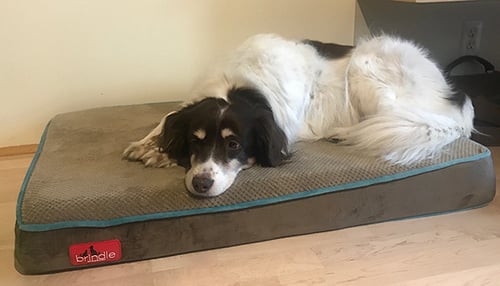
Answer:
122;114;176;168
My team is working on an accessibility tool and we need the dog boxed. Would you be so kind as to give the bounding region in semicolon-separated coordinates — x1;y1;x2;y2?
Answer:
123;34;474;197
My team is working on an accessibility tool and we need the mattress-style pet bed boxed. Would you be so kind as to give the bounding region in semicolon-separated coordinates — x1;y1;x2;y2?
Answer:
15;102;496;274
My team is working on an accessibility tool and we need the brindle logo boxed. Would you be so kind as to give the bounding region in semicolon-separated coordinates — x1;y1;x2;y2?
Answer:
69;239;121;266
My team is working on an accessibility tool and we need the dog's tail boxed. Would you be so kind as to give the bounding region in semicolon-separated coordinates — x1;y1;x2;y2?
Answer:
332;99;475;165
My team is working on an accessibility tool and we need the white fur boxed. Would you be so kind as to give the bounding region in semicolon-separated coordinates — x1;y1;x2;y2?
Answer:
191;34;473;164
124;34;474;196
123;113;176;167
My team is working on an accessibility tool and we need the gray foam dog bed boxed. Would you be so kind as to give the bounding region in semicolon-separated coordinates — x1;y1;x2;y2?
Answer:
15;102;496;274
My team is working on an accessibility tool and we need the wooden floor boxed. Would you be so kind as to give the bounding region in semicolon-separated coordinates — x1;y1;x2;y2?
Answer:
1;148;499;286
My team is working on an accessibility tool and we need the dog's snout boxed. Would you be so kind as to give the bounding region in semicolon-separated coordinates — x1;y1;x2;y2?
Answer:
192;175;214;193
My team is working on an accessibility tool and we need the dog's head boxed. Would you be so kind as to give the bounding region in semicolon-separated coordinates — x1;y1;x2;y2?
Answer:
158;87;288;197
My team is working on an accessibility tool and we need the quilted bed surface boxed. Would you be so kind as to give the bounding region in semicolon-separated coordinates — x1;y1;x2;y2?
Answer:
17;102;491;231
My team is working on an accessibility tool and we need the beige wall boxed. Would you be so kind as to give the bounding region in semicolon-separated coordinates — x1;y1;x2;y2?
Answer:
0;0;356;147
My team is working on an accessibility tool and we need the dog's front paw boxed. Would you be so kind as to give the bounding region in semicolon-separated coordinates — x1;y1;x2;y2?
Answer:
122;141;175;168
122;141;149;161
141;149;176;167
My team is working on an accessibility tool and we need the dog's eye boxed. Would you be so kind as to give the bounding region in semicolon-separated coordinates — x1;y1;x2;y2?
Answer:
227;140;241;151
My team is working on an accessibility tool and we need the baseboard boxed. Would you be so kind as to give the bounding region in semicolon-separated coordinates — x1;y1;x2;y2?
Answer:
0;144;38;157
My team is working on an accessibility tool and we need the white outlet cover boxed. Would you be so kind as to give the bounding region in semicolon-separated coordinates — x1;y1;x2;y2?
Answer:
461;20;483;55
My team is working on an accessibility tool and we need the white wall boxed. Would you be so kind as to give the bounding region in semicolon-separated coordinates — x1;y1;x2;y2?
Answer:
0;0;356;147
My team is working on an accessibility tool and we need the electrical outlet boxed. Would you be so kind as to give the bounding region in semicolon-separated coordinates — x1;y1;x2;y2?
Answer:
461;20;483;55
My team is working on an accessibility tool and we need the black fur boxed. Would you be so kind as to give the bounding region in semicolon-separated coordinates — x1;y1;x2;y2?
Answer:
302;39;353;59
226;87;289;167
252;112;288;166
158;87;288;169
158;98;228;168
447;89;468;108
158;111;189;167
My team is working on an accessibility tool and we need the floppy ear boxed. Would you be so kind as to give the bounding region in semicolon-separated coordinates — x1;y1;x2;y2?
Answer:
158;110;191;168
253;113;289;167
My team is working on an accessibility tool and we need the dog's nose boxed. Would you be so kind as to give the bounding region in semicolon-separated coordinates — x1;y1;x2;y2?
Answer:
192;175;214;193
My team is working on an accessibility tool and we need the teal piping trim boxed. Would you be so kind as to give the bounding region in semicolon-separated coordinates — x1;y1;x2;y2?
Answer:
16;121;51;228
17;144;491;232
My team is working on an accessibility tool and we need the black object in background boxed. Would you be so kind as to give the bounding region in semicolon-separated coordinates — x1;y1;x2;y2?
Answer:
445;55;500;146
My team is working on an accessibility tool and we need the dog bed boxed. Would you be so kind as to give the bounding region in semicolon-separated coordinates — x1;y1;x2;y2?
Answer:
15;102;496;274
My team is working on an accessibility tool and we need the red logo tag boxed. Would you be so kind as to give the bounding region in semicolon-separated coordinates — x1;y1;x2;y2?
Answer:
69;239;122;266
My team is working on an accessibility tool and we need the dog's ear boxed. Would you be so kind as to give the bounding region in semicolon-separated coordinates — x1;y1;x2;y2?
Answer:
253;112;288;167
158;110;191;168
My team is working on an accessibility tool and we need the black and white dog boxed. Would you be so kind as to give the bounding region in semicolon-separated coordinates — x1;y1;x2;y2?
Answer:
123;34;474;197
